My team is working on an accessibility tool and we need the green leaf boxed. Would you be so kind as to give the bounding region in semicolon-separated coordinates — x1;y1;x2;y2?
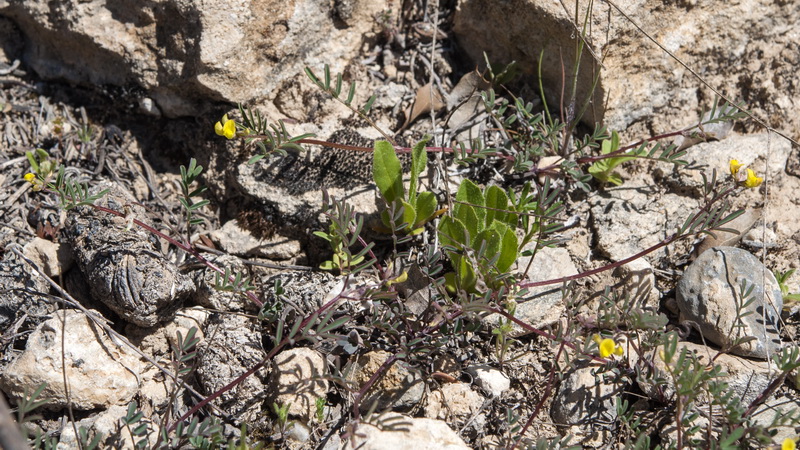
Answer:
408;137;429;206
497;226;519;273
475;229;502;269
455;179;485;225
413;191;437;228
438;216;467;249
484;185;510;227
373;140;404;203
400;199;416;229
455;203;479;244
455;255;477;293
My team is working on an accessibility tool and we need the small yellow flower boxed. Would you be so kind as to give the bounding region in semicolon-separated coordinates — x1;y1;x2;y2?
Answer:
24;172;36;183
214;114;236;139
729;159;743;176
593;334;624;358
743;168;763;188
782;437;796;450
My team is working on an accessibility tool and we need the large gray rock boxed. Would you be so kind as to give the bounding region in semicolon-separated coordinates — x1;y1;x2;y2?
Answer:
0;310;143;410
0;0;389;117
676;246;782;359
454;0;800;138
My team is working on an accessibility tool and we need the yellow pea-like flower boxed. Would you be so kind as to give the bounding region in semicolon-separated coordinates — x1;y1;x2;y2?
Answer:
783;437;796;450
214;114;236;139
23;173;36;183
729;159;743;176
743;168;763;188
593;334;624;358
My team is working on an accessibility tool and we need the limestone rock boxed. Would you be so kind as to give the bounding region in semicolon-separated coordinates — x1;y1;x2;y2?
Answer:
485;246;575;336
268;347;328;422
0;0;390;117
0;310;143;410
22;236;72;277
676;247;782;359
466;365;510;398
0;250;54;334
345;350;425;412
638;341;774;406
208;220;301;261
551;366;623;430
196;313;268;425
454;0;800;138
347;413;470;450
424;382;484;425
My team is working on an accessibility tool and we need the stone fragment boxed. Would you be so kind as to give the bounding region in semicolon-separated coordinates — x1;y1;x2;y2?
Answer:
485;246;574;336
22;236;73;277
347;413;470;450
466;365;510;398
0;250;54;333
191;254;252;312
551;366;623;433
196;313;268;425
208;220;301;261
63;182;195;327
345;350;425;412
424;382;484;424
0;310;143;410
676;246;782;359
637;341;774;406
268;347;328;422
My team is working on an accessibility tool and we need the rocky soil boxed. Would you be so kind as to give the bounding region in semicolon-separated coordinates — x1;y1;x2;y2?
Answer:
1;0;800;449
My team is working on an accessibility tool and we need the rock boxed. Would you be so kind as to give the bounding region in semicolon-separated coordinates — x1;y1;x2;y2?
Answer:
347;413;470;450
1;0;391;117
424;382;484;424
454;1;800;138
551;366;624;433
191;254;252;312
485;246;575;336
232;130;381;249
589;189;688;263
268;347;328;422
22;236;73;277
612;258;660;310
208;220;302;261
63;182;195;327
125;307;209;358
285;421;312;443
466;365;510;398
676;247;782;359
345;350;425;412
0;310;143;410
0;250;54;333
749;395;800;447
196;313;268;425
263;271;341;315
675;133;791;190
637;341;774;406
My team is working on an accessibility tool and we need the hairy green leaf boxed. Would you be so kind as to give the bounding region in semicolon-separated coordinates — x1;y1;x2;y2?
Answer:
373;140;404;203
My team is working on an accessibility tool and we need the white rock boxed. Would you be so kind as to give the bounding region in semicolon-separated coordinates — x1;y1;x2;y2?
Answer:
466;365;510;398
485;246;574;336
208;220;301;261
0;310;143;410
269;347;328;422
424;382;484;423
551;366;623;432
347;413;470;450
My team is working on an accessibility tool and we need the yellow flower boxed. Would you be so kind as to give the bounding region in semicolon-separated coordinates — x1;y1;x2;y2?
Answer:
593;334;624;358
783;438;796;450
729;159;743;176
743;168;763;188
214;114;236;139
24;172;36;183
